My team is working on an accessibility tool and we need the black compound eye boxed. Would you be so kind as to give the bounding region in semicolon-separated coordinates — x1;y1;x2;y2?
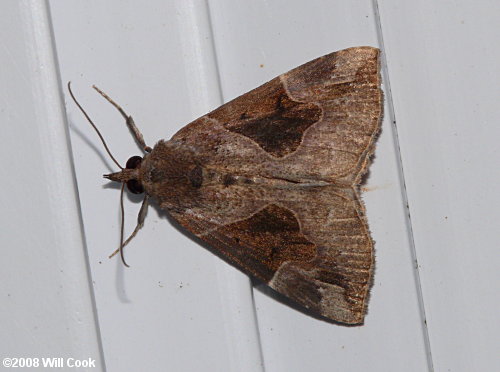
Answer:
126;179;144;194
126;155;143;169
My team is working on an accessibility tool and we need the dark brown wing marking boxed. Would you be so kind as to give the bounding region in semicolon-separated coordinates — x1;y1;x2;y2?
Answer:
174;204;317;282
217;79;322;157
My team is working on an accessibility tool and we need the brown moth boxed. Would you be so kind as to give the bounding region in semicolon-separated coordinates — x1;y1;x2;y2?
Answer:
71;46;382;325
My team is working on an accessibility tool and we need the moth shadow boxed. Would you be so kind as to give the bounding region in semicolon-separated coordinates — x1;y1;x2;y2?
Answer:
102;181;145;205
68;118;117;173
148;199;363;327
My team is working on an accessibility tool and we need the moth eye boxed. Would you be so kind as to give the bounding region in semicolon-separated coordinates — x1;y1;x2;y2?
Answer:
126;179;144;194
126;155;143;169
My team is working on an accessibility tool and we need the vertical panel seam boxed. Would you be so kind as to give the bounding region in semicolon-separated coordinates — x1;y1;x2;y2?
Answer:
372;1;435;371
204;1;267;371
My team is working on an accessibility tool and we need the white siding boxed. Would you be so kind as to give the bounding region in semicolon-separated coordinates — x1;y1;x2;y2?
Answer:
1;1;498;371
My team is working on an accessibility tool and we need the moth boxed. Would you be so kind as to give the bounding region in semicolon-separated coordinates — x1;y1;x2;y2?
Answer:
69;46;383;325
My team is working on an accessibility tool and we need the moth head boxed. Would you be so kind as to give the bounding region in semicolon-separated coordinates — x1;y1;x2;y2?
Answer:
104;155;145;194
67;81;152;268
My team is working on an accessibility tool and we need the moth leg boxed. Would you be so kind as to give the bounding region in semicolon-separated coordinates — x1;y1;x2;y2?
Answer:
125;116;153;153
109;195;150;259
92;85;152;153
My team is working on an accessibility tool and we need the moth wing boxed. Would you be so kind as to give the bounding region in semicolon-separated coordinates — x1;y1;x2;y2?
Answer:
164;47;381;324
280;46;382;184
274;187;373;324
172;46;382;184
169;186;372;324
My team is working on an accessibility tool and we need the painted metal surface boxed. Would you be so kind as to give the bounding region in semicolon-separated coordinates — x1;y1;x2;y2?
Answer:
2;0;498;371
